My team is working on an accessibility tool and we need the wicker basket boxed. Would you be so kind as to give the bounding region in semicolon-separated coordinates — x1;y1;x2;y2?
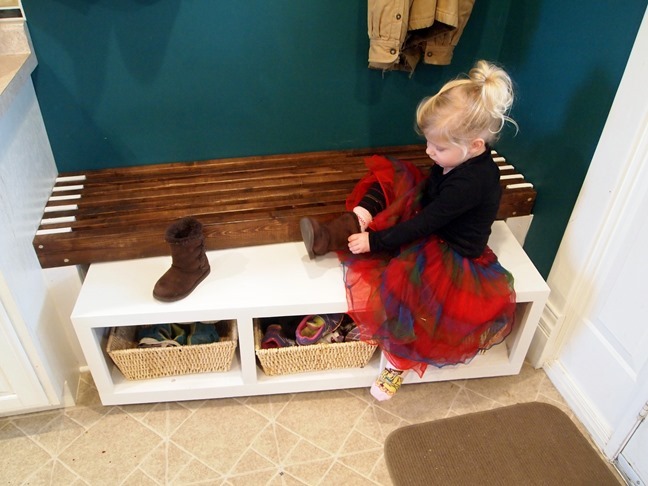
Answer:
254;319;377;376
107;320;237;380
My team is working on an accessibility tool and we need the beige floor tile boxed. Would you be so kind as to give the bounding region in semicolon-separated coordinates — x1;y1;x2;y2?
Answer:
353;405;407;443
57;407;164;485
64;403;113;430
230;448;277;475
240;392;294;420
140;440;196;484
450;386;498;415
283;459;333;485
228;469;280;485
249;423;282;463
138;441;170;484
118;401;159;419
283;438;331;465
170;457;223;485
375;380;462;423
175;398;208;411
321;460;380;485
280;472;309;485
274;389;369;454
0;422;53;483
11;409;59;436
170;398;270;475
74;372;103;407
23;459;81;486
339;429;382;455
338;449;384;477
121;468;160;485
536;393;574;417
136;401;194;438
272;423;302;463
462;362;545;405
370;454;393;485
2;365;593;485
30;413;87;456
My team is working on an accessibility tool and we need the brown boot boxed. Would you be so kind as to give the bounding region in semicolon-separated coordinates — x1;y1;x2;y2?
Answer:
153;217;211;302
299;212;360;259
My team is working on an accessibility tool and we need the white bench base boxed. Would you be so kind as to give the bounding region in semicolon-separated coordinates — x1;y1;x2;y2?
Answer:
71;221;549;406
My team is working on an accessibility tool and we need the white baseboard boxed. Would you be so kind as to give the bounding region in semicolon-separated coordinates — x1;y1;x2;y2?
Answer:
61;379;77;408
527;300;564;367
543;359;614;458
527;323;549;368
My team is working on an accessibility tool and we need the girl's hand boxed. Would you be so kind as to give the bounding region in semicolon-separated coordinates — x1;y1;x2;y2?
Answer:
348;232;370;254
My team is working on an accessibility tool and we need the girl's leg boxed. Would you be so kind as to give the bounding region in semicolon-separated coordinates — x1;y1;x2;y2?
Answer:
300;212;361;259
354;183;408;401
371;351;410;401
353;182;387;231
300;182;388;258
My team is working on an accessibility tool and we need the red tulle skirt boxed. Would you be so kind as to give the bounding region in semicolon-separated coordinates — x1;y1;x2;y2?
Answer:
339;156;516;377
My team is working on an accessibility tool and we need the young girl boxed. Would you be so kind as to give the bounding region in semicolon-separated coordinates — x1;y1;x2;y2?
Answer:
300;60;517;401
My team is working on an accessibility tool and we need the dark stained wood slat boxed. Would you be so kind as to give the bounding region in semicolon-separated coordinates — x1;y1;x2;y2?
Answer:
34;146;536;268
57;145;427;181
38;193;354;233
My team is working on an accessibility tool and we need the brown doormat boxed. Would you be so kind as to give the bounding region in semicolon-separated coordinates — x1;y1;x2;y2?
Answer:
384;402;621;486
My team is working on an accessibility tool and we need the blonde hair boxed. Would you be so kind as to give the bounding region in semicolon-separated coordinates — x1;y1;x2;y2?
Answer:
416;60;517;149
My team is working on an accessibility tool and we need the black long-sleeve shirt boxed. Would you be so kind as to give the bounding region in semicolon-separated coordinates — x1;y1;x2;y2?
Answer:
368;150;501;258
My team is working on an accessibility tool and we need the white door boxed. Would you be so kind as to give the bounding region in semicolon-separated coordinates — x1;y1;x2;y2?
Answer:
581;148;648;480
0;296;49;415
542;6;648;483
619;410;648;486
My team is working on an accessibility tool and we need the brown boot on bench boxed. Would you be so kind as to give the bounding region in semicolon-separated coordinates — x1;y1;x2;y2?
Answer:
153;217;211;302
299;212;361;259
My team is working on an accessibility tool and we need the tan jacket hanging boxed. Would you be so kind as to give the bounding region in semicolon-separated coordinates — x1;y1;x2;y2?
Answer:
368;0;475;72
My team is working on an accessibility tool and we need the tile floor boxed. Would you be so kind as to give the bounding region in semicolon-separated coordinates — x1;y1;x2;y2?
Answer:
0;363;614;485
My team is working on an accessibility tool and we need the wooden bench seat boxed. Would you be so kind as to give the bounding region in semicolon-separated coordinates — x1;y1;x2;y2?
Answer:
33;145;536;268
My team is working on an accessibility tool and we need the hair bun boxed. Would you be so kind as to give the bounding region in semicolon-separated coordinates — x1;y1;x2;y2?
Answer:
469;60;515;128
415;59;517;145
469;60;492;85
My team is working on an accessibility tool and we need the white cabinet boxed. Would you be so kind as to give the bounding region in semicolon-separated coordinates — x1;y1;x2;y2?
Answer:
0;298;50;414
0;22;81;416
71;222;550;406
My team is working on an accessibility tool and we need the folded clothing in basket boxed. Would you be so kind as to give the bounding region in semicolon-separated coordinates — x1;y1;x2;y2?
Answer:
137;322;220;348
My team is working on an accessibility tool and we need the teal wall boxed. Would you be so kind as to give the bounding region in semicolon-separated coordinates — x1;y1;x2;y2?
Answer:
23;0;507;170
496;1;647;276
24;0;508;171
22;0;647;277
